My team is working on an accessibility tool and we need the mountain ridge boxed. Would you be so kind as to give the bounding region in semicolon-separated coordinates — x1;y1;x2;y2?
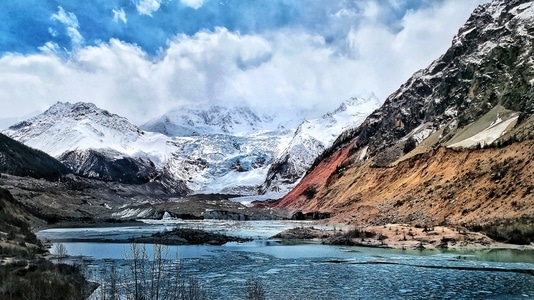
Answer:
0;132;70;180
141;105;280;136
274;0;534;228
3;97;380;195
260;94;380;194
5;101;145;157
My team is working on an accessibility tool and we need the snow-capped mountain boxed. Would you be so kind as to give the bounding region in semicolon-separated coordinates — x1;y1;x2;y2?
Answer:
4;102;146;157
3;101;292;194
141;105;280;136
3;102;175;187
142;104;296;194
3;97;380;196
260;94;381;194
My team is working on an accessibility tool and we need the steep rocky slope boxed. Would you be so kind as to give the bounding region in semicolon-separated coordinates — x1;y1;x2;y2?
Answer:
277;140;534;225
0;133;70;180
0;187;43;256
275;0;534;229
260;95;380;194
59;149;159;185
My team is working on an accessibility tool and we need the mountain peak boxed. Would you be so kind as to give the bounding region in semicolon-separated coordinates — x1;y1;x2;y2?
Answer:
333;94;381;115
4;101;144;157
141;104;277;136
259;94;381;194
41;101;124;122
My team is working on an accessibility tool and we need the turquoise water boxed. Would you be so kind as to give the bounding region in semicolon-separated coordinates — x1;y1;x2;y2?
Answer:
37;220;534;299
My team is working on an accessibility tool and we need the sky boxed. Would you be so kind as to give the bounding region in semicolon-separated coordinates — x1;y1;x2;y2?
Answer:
0;0;490;126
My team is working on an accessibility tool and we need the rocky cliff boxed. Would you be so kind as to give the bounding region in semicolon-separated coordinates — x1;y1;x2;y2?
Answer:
259;95;380;194
274;0;534;229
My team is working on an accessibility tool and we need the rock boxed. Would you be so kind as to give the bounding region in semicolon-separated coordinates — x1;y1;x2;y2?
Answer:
133;228;251;245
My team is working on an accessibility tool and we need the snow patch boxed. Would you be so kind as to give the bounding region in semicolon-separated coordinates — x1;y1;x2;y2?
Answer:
444;107;457;118
511;2;534;21
229;192;286;206
448;115;519;149
112;208;154;219
400;123;434;145
358;146;368;162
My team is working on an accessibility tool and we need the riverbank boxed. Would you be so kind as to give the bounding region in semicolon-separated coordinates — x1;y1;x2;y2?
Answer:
272;224;534;250
34;219;147;231
36;217;534;251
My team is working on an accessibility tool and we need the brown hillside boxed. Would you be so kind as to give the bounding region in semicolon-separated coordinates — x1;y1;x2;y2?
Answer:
274;140;534;227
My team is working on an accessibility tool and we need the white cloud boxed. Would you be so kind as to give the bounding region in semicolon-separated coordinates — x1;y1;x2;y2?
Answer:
0;29;372;124
48;27;59;37
0;1;489;126
135;0;162;16
51;6;79;28
51;6;84;48
38;42;61;54
181;0;203;10
113;8;127;24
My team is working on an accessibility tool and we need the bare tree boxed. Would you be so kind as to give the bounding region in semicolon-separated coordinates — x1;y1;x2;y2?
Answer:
53;243;68;264
97;241;210;300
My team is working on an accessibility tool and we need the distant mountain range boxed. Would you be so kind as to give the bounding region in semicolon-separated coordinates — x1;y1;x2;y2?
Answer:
3;96;380;196
141;105;279;136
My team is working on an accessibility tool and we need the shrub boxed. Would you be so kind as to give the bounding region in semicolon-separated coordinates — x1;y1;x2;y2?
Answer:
0;259;93;299
472;219;534;245
302;184;318;199
403;137;417;154
344;228;377;240
246;277;266;300
101;242;209;300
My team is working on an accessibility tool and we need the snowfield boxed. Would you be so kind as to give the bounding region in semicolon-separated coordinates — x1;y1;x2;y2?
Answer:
448;114;519;149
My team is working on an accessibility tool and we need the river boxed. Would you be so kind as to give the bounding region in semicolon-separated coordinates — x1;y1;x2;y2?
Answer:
37;219;534;299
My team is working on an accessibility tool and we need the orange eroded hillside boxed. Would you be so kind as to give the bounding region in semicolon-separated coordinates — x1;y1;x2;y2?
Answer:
275;140;534;227
274;141;355;211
